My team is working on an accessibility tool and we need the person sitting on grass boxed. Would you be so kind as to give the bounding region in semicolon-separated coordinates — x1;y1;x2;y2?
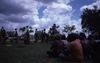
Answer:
87;35;96;60
46;34;65;58
59;33;84;62
79;32;89;59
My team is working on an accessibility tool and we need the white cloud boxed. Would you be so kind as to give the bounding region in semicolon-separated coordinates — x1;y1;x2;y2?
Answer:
43;3;72;15
31;0;73;31
33;1;77;33
0;0;82;34
80;0;100;11
35;0;71;5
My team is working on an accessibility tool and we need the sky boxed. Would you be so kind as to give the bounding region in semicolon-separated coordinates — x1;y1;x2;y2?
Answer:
0;0;100;34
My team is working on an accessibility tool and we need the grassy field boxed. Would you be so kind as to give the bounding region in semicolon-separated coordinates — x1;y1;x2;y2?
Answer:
0;41;93;63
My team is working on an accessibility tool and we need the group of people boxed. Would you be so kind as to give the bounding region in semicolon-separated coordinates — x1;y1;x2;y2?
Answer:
0;27;30;44
34;28;49;43
46;33;99;62
34;24;60;43
0;26;100;62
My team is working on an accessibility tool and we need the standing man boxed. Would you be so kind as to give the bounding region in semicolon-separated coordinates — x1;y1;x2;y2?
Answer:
41;29;47;43
25;30;30;44
1;27;6;44
34;29;38;43
14;28;18;43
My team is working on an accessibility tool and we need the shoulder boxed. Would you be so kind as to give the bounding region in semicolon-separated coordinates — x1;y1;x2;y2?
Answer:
68;40;78;47
67;42;74;48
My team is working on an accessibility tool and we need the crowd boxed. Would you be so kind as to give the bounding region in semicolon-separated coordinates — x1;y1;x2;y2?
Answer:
46;33;100;62
0;24;63;44
0;27;30;44
0;24;100;62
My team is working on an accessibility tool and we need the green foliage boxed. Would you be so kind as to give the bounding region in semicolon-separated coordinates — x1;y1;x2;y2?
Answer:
19;27;26;33
19;26;33;34
81;6;100;35
63;25;76;33
51;24;59;29
19;26;33;37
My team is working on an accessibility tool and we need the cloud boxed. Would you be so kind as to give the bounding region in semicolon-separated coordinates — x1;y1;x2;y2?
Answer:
32;1;73;30
0;0;36;30
43;3;72;14
32;1;82;33
36;0;57;4
0;0;82;34
80;0;100;11
0;0;29;15
36;0;70;4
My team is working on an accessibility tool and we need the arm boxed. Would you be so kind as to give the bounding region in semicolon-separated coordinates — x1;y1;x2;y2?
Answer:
63;43;72;55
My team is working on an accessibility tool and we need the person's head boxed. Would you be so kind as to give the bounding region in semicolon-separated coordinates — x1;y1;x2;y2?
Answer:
44;29;45;31
53;23;56;26
35;29;37;31
88;34;96;44
79;32;86;40
1;27;4;29
67;33;80;42
15;28;17;31
88;35;94;41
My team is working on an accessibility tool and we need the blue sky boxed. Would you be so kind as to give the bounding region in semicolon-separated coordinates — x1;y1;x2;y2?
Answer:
69;0;96;20
38;0;97;20
0;0;100;33
38;6;47;18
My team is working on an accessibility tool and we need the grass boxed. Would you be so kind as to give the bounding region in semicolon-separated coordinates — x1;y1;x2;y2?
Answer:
0;41;93;63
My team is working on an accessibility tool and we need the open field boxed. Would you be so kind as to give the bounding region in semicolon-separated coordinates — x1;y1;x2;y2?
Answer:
0;41;93;63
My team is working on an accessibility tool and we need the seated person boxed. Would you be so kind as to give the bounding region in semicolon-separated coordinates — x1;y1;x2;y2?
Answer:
87;35;96;60
92;41;100;62
59;33;84;62
87;35;95;51
46;34;64;58
79;33;89;59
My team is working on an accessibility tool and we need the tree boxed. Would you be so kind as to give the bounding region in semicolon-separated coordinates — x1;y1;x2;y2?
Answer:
19;27;26;34
19;26;33;44
19;26;33;35
63;25;75;34
81;6;100;35
49;24;60;35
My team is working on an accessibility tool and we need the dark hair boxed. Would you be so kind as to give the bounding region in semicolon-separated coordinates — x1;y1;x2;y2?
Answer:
88;35;94;40
67;33;80;42
79;32;86;40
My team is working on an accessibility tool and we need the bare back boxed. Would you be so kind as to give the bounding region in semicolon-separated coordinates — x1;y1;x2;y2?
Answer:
69;39;84;61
